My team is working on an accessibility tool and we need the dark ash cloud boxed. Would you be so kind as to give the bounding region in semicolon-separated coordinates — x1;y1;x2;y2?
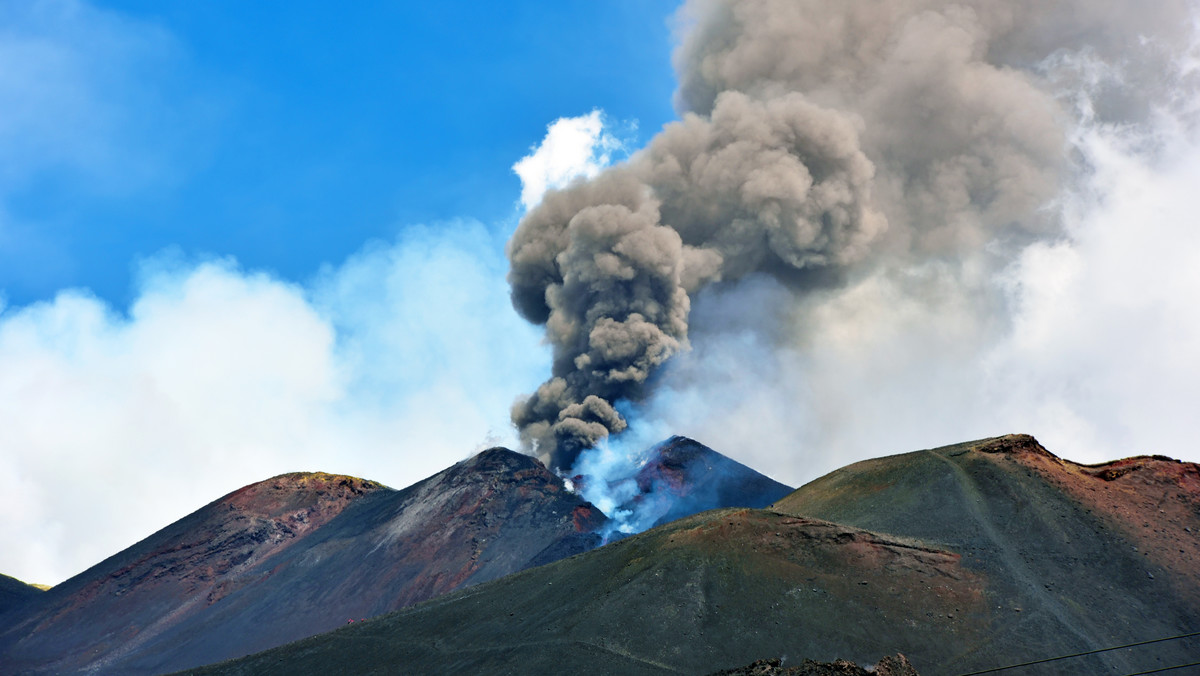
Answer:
508;0;1197;470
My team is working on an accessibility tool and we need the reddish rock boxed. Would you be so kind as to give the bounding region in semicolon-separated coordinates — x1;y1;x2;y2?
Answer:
0;449;603;675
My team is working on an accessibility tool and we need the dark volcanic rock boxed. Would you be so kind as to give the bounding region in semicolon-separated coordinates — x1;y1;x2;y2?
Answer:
617;436;794;528
709;655;919;676
0;449;603;675
337;447;606;611
0;573;44;619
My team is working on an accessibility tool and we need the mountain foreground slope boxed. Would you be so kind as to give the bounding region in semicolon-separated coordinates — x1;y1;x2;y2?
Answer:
0;573;44;618
0;437;788;674
774;434;1200;673
190;507;969;675
0;450;602;674
186;435;1200;676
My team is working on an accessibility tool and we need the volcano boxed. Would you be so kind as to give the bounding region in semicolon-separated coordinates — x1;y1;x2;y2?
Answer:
0;438;789;674
774;434;1200;672
0;449;603;674
183;435;1200;676
615;436;794;529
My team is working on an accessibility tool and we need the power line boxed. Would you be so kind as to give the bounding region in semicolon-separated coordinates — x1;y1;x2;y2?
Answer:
956;630;1200;675
1120;661;1200;675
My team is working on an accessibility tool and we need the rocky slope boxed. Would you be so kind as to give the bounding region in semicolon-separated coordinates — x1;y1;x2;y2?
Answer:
187;507;977;675
616;436;794;528
0;573;44;619
774;434;1200;675
0;449;603;674
185;435;1200;676
709;655;918;676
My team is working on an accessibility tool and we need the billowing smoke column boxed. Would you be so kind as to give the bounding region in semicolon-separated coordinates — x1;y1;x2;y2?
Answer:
508;0;1197;471
508;95;884;466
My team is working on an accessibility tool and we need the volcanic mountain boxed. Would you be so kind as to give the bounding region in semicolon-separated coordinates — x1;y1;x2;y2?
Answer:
0;449;604;674
774;434;1200;673
0;437;789;674
612;436;794;530
186;435;1200;676
0;574;44;618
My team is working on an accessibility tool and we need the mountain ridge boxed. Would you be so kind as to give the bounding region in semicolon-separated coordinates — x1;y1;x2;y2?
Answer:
619;436;795;529
184;434;1200;676
186;505;979;675
0;573;45;619
0;438;792;674
0;448;603;674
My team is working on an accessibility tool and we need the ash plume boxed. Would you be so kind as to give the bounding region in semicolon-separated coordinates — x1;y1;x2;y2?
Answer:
508;0;1198;471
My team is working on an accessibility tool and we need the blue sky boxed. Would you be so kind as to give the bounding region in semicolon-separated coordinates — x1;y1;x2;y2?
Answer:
1;0;679;307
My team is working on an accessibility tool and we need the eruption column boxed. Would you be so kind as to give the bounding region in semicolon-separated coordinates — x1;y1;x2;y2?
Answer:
508;0;1198;473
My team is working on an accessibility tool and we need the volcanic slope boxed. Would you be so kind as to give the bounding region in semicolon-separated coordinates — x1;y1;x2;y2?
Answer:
187;435;1200;676
0;573;44;618
188;507;977;676
615;436;794;529
0;449;604;675
775;434;1200;675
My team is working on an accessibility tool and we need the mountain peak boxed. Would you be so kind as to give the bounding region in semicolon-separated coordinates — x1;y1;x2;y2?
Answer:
0;449;608;674
972;434;1056;458
654;435;711;460
0;573;44;617
225;470;385;500
459;447;542;473
213;472;388;535
613;436;794;530
210;436;1199;676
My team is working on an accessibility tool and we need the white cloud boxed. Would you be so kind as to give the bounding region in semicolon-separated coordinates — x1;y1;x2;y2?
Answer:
0;220;549;586
512;110;627;210
986;123;1200;462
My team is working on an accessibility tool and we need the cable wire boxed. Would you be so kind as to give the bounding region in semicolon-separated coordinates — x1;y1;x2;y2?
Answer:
1119;661;1200;675
956;630;1200;675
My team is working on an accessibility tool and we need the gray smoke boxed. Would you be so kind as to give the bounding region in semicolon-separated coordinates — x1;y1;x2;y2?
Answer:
508;0;1197;470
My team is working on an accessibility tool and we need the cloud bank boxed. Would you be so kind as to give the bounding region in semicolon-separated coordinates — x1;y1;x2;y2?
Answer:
0;221;550;585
